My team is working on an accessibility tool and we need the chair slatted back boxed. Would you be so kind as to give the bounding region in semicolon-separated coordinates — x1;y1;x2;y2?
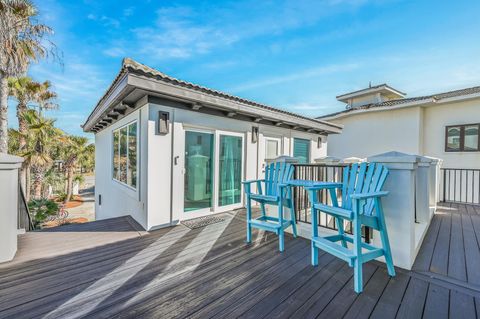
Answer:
342;163;389;216
265;162;294;196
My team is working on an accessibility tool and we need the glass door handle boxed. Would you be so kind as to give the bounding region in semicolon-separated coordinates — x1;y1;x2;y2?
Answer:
174;156;179;165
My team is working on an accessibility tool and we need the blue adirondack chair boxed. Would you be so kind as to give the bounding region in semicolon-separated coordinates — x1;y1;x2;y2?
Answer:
305;162;395;293
242;162;297;251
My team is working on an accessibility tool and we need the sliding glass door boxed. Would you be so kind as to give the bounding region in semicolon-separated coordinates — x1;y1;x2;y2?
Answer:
218;134;243;207
184;131;214;212
183;129;244;216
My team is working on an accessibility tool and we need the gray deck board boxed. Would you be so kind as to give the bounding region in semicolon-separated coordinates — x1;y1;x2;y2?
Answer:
0;204;479;318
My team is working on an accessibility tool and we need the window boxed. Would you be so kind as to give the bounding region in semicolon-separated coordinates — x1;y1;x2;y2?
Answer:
293;138;310;163
265;138;279;159
113;121;138;188
445;124;480;152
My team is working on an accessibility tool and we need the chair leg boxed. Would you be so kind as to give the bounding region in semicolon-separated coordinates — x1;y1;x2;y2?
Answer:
246;197;252;243
354;258;363;293
311;241;318;266
353;202;363;293
381;230;396;277
289;197;297;238
278;200;284;252
279;228;285;252
376;199;396;277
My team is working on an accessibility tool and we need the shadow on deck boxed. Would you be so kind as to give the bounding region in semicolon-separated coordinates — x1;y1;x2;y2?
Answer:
0;204;479;318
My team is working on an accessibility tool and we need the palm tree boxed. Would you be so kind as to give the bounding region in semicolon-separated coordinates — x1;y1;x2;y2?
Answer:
8;77;41;151
36;80;58;115
20;110;60;199
0;0;56;153
62;136;93;203
8;76;58;195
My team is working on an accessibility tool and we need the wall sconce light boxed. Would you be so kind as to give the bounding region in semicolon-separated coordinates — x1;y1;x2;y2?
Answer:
317;136;326;148
157;111;170;135
252;126;259;143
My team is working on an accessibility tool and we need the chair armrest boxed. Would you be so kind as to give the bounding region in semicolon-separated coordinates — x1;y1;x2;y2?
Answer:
242;179;265;185
350;191;389;200
304;182;343;191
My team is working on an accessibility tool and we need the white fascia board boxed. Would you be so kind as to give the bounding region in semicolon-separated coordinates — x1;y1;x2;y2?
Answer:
83;73;129;131
128;74;343;134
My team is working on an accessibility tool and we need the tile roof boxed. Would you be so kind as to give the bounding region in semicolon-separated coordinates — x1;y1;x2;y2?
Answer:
122;58;340;128
83;58;342;131
319;85;480;119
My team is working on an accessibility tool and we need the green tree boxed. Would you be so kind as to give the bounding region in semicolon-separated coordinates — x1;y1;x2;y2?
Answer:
36;80;58;115
20;110;61;199
8;77;41;151
62;136;94;203
8;76;58;198
0;0;56;153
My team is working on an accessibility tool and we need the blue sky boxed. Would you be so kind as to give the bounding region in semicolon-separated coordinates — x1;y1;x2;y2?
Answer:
10;0;480;137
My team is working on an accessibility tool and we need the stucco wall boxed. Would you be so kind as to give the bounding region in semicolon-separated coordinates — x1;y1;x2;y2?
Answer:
95;97;328;230
326;98;480;169
422;99;480;168
94;102;148;229
148;98;327;227
327;107;422;159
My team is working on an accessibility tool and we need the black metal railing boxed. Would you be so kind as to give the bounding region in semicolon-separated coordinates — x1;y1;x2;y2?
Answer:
292;163;371;242
18;182;34;231
440;168;480;205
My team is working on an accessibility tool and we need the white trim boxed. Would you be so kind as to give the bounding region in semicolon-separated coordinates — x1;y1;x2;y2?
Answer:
84;73;129;131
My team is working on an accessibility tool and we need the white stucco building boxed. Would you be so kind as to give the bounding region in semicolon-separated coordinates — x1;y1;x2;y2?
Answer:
320;84;480;169
82;58;342;230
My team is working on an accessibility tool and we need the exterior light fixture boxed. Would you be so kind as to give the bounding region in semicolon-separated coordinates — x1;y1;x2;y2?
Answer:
157;111;170;135
252;126;259;143
317;136;326;148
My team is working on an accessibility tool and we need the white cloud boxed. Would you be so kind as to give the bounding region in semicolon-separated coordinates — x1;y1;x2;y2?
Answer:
229;63;360;92
131;6;237;60
103;47;126;58
87;13;120;28
123;7;135;17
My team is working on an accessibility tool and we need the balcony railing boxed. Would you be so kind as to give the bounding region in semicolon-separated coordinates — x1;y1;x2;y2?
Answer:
292;163;371;242
440;168;480;205
18;183;34;231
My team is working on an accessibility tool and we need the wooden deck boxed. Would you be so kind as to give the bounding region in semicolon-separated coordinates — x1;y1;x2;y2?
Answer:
0;204;479;318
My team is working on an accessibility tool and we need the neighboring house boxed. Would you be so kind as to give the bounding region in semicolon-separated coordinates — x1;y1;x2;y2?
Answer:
82;58;342;230
319;84;480;169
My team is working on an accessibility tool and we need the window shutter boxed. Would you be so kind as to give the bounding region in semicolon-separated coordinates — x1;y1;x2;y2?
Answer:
293;138;310;163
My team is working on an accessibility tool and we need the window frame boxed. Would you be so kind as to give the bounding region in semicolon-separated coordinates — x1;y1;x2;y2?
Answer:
112;120;138;190
445;123;480;152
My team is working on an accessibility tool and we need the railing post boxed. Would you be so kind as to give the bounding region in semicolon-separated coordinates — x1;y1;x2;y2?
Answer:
442;168;446;203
